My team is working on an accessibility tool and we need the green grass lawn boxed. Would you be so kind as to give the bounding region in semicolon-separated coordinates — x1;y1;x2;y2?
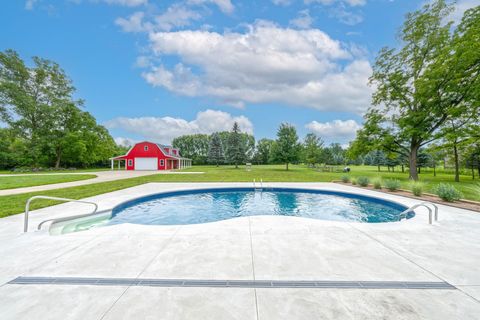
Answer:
0;168;110;174
0;174;97;190
0;164;478;218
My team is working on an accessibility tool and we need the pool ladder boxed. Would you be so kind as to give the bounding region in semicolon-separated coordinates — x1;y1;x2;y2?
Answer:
398;201;439;225
24;195;99;232
253;179;263;191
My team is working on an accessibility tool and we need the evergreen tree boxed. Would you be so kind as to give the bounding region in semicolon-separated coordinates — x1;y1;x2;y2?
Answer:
417;151;433;174
363;152;374;166
372;150;386;172
385;153;400;172
329;143;346;165
225;122;245;168
207;133;224;166
271;123;300;170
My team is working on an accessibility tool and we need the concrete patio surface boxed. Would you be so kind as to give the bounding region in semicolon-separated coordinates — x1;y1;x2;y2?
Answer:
0;182;479;319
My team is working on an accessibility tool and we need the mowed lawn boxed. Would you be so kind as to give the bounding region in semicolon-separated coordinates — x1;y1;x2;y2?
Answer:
0;168;110;174
0;174;97;190
0;165;478;218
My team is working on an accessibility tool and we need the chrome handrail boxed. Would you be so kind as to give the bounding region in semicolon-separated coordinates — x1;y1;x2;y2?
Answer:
399;201;439;225
253;179;263;191
24;196;98;232
418;201;439;221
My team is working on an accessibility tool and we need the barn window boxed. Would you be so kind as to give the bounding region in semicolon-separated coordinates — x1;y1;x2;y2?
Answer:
144;146;149;151
128;159;132;166
160;159;164;166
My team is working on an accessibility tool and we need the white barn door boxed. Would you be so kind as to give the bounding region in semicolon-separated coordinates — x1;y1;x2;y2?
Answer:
134;157;157;170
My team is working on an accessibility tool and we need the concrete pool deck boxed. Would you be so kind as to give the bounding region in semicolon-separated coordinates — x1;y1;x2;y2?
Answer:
0;182;479;319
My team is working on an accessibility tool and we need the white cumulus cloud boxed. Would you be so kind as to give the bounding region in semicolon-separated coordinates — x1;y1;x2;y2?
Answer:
70;0;147;7
105;109;254;144
329;5;363;25
143;22;373;113
101;0;147;6
114;137;137;147
187;0;235;14
272;0;292;6
305;0;366;7
306;119;361;140
290;10;314;29
116;5;204;33
155;4;202;31
25;0;38;10
115;11;147;32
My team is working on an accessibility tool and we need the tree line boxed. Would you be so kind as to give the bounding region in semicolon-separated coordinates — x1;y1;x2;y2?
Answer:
358;147;479;178
173;122;350;170
0;50;122;170
349;0;480;181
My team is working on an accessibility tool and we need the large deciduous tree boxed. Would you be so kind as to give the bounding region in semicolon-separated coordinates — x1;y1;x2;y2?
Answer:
254;138;274;165
357;1;480;180
0;49;118;168
0;50;75;166
271;123;300;170
172;134;210;164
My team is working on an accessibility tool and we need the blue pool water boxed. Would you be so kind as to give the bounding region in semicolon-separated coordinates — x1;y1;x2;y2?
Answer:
107;188;412;226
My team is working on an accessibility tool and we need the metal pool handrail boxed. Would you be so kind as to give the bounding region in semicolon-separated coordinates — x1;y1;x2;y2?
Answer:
24;196;98;232
253;179;264;191
399;201;439;225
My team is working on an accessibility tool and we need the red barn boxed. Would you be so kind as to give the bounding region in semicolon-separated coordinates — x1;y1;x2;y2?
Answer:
110;141;192;171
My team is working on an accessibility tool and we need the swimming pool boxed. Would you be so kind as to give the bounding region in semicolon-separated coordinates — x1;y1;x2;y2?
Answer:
50;188;413;234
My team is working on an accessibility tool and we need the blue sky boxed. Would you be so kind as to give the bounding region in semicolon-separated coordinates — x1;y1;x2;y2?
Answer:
1;0;477;146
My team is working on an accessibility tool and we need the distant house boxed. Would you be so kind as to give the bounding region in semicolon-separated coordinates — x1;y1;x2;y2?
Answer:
110;141;192;171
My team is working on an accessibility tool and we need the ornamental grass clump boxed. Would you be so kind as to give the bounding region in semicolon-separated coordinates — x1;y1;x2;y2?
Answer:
357;176;370;187
384;179;401;191
410;181;424;197
341;175;350;183
372;178;382;189
434;183;463;202
351;178;357;185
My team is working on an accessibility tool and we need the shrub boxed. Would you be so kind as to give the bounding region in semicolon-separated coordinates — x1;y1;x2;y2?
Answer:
351;178;357;185
434;183;463;202
357;176;370;187
341;175;350;183
372;178;382;189
410;181;424;197
384;179;401;191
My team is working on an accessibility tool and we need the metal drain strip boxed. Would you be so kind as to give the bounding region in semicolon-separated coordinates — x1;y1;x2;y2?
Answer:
8;277;456;289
